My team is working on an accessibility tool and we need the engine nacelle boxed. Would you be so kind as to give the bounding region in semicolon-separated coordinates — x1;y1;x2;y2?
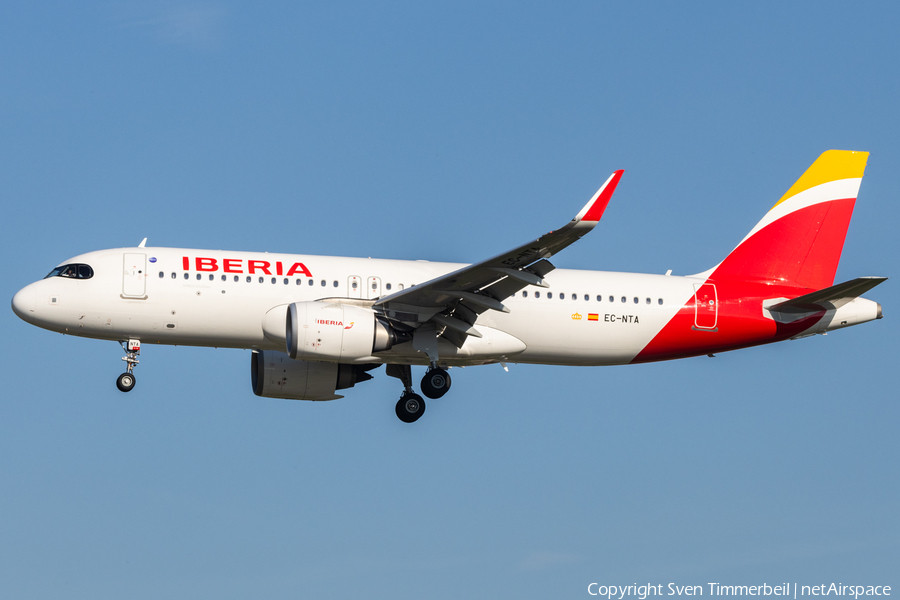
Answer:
284;301;403;362
251;350;378;401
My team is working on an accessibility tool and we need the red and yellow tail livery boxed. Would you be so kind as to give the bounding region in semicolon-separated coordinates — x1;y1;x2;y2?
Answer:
711;149;868;290
635;150;881;363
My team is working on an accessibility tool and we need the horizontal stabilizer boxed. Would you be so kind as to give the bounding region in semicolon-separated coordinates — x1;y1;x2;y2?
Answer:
770;276;887;313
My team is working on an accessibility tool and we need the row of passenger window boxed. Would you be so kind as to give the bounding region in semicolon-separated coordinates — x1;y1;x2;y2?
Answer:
162;271;339;286
352;281;406;291
159;272;410;291
158;271;662;305
514;290;664;305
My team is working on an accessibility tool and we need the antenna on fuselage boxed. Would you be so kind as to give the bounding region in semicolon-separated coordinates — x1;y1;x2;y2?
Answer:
138;238;147;248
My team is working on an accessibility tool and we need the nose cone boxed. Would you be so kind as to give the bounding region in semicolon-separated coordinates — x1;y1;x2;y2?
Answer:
11;284;36;323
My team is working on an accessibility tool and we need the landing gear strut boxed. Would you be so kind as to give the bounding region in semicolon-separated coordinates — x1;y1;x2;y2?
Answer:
386;364;426;423
117;339;140;392
421;367;451;399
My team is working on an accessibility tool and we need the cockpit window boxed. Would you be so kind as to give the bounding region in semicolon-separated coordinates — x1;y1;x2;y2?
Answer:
45;263;94;280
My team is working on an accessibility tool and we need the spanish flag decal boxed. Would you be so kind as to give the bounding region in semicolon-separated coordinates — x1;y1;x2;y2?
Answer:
588;314;599;321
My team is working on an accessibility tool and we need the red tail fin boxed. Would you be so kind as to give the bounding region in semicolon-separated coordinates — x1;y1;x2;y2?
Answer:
707;150;868;290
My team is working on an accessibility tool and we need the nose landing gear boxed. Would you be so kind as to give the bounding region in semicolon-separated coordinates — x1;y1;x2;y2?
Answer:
117;339;140;392
116;372;136;392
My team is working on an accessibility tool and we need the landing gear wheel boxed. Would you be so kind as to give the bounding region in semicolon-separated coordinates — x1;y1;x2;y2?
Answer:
396;393;425;423
116;372;136;392
421;368;451;399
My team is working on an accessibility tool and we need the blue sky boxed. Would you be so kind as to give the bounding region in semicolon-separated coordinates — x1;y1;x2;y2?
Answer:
1;2;897;598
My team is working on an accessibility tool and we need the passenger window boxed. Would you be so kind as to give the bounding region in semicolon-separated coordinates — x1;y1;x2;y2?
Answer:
535;291;541;298
646;298;651;304
398;284;404;290
609;295;614;302
308;279;313;286
658;298;663;305
171;273;176;279
209;274;214;281
296;279;301;285
221;275;226;282
234;276;239;282
321;280;326;287
271;277;276;284
596;295;602;302
333;281;338;288
246;276;251;283
522;290;528;298
572;294;577;301
352;282;358;290
584;294;589;301
284;278;288;285
196;274;201;281
159;271;164;278
258;277;264;283
633;297;638;304
621;296;626;303
184;273;189;280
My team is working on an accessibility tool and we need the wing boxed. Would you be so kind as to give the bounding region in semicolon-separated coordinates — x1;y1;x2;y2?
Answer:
374;170;624;351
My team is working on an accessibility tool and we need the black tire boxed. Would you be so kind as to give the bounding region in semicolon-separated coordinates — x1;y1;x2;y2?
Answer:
420;368;451;399
395;393;425;423
116;372;136;393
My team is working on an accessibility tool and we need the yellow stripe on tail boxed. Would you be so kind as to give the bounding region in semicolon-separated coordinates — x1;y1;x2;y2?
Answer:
772;149;868;210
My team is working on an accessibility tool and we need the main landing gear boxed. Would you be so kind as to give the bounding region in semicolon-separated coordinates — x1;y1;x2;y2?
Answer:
421;367;451;399
387;364;425;423
396;392;425;424
116;339;140;393
386;364;452;423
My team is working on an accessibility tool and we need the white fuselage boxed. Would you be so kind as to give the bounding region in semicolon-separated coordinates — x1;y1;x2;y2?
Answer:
12;247;696;367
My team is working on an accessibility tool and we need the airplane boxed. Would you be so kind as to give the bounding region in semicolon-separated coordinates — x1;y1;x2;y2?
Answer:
11;150;886;423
